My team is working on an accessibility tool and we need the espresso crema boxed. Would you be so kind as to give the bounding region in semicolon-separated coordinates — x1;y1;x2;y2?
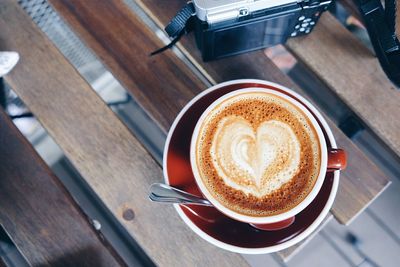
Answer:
194;91;321;216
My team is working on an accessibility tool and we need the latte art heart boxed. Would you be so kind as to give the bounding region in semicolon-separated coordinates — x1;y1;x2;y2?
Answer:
211;116;301;197
194;91;321;216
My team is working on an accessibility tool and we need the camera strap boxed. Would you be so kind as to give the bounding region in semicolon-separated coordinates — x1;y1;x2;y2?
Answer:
356;0;400;86
150;2;195;56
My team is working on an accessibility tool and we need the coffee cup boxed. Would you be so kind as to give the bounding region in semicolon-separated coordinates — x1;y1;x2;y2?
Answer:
189;87;346;230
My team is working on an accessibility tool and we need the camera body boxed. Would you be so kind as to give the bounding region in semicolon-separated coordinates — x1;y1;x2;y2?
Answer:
192;0;332;61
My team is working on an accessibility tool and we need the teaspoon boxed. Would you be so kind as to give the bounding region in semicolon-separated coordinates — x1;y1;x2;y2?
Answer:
149;183;213;207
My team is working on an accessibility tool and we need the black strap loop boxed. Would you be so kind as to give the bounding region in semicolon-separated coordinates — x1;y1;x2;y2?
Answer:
150;2;195;56
149;30;186;56
356;0;400;87
384;0;396;33
165;2;195;38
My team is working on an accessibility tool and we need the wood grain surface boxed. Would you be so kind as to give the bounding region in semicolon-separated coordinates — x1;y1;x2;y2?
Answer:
46;0;390;260
0;108;124;267
0;1;248;266
286;13;400;156
49;0;206;132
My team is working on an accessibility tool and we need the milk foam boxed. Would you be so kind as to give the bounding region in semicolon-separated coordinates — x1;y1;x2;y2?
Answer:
211;116;301;197
195;91;321;216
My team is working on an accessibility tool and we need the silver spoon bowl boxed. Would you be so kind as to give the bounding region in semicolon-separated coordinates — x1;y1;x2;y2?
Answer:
149;183;213;207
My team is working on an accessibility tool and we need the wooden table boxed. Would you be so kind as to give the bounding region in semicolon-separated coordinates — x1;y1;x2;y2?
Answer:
0;0;397;265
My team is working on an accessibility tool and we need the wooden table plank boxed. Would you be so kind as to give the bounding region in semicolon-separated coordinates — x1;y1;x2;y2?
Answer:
45;0;389;260
0;1;248;266
0;108;124;267
286;13;400;156
49;0;205;132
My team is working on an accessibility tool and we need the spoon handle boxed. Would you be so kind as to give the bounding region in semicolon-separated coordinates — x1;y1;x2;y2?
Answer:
149;183;213;206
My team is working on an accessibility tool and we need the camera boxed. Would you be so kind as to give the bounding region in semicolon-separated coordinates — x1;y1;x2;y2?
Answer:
191;0;332;61
160;0;399;87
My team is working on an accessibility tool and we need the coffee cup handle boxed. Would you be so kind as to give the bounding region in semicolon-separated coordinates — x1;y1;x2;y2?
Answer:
327;148;347;172
252;149;347;231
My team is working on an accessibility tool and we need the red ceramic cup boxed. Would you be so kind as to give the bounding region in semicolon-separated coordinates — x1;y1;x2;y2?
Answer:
187;87;346;230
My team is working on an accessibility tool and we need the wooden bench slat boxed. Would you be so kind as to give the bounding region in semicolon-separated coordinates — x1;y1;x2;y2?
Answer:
286;13;400;157
49;0;206;133
0;108;123;266
0;1;248;266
